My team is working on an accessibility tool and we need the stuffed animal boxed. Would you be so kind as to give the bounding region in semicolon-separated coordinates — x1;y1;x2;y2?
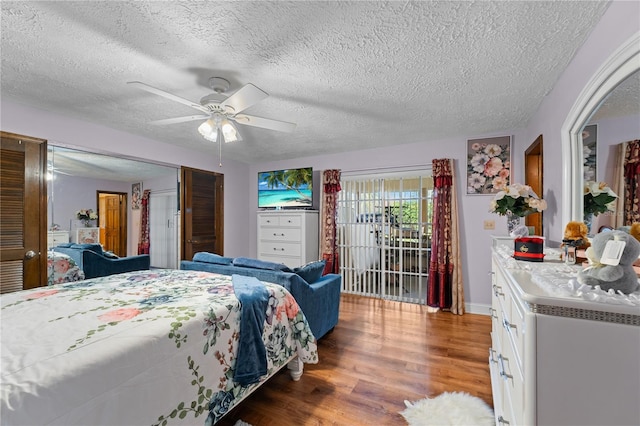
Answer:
561;221;591;250
629;222;640;242
577;230;640;294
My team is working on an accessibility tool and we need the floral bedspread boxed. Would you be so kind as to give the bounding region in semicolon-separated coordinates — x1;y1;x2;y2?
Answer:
1;270;318;426
47;251;84;285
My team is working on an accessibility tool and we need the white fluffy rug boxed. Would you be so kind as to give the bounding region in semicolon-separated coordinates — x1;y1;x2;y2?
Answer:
401;392;494;426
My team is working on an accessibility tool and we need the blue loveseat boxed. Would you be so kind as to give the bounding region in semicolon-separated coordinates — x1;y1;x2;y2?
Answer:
52;243;150;279
180;253;341;339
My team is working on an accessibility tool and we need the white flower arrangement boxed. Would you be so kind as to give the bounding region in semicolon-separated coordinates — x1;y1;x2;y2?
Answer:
489;183;547;217
76;209;98;221
583;181;617;216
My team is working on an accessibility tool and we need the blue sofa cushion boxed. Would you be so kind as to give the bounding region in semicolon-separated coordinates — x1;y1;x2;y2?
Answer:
193;252;233;265
233;257;292;272
293;260;326;284
103;251;119;259
180;258;341;339
71;243;103;255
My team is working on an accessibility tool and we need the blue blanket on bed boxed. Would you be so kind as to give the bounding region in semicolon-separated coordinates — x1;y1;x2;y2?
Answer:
231;274;269;386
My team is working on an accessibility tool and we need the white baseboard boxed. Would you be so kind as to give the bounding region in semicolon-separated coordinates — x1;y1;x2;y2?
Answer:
465;302;490;315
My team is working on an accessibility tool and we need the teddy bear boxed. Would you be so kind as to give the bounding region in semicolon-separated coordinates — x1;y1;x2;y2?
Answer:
577;230;640;294
561;221;591;250
629;222;640;242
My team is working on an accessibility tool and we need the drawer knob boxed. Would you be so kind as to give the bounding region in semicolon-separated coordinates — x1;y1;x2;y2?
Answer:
493;285;504;297
498;415;510;425
273;247;285;251
273;233;285;237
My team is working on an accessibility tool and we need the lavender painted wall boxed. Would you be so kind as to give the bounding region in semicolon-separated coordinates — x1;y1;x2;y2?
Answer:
523;1;640;244
50;173;128;232
589;113;640;230
1;102;251;257
594;114;640;184
249;129;527;309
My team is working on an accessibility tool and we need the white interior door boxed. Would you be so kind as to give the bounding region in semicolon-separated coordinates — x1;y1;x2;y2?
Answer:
149;191;178;269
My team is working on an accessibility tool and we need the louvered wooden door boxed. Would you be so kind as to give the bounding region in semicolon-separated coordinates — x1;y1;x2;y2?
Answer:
0;131;47;292
181;167;224;260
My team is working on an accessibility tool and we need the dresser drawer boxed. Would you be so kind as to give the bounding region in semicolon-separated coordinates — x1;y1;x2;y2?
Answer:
259;254;302;268
259;227;302;242
259;241;302;257
500;332;524;426
258;215;302;227
506;289;525;371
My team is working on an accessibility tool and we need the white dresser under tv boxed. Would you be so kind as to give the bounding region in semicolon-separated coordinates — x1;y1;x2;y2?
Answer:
257;211;319;269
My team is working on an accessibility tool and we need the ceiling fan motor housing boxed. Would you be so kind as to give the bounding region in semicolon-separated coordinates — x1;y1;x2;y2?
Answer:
208;77;230;93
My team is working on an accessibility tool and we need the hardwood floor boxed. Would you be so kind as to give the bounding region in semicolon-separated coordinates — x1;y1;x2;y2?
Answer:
218;294;492;425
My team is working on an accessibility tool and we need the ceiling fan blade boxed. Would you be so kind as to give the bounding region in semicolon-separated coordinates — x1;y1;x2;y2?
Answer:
150;115;209;125
234;114;296;133
221;83;268;114
127;81;208;113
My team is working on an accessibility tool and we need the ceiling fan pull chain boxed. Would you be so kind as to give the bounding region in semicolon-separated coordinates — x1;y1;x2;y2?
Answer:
219;138;223;167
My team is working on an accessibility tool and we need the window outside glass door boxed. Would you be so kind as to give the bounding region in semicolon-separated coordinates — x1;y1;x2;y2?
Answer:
337;173;433;304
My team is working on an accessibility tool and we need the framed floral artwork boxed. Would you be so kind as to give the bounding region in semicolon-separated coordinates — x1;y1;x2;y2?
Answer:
582;124;597;182
466;136;511;195
131;182;142;210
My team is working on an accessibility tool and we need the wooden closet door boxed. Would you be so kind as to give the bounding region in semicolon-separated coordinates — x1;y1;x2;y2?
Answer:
0;131;47;292
181;167;224;260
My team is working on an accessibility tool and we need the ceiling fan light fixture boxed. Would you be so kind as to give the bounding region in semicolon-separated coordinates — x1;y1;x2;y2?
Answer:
220;119;242;143
198;119;218;143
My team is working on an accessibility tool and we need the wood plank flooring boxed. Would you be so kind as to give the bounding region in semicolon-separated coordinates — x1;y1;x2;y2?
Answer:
218;294;492;426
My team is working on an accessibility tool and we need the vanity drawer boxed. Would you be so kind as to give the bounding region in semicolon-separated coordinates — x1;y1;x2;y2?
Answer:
500;333;524;426
506;289;525;370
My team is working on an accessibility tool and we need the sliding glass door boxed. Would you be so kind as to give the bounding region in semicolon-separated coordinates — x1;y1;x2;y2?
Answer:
337;172;433;304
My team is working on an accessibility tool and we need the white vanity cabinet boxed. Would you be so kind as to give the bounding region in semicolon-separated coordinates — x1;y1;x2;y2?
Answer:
257;211;319;268
490;237;640;426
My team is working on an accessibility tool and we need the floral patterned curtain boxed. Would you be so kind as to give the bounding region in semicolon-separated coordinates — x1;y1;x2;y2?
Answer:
427;159;464;314
138;189;151;255
320;169;341;274
623;140;640;224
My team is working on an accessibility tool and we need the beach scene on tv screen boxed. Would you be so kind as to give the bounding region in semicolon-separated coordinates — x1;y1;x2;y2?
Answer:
258;168;312;208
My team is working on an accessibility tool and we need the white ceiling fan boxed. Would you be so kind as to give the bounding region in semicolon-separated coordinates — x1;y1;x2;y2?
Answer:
127;77;296;145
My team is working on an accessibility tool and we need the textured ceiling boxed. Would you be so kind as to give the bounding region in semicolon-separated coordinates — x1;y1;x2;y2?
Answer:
1;1;626;165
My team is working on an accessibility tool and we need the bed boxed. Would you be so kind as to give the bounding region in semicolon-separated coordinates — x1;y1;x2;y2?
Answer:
1;269;318;425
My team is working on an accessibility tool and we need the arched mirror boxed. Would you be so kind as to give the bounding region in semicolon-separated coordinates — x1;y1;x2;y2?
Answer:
562;33;640;227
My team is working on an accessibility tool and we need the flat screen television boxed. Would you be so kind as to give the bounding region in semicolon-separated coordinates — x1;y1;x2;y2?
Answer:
258;167;313;209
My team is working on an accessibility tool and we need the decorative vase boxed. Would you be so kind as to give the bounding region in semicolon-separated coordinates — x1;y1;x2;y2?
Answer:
507;213;521;235
82;219;92;227
584;213;594;236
